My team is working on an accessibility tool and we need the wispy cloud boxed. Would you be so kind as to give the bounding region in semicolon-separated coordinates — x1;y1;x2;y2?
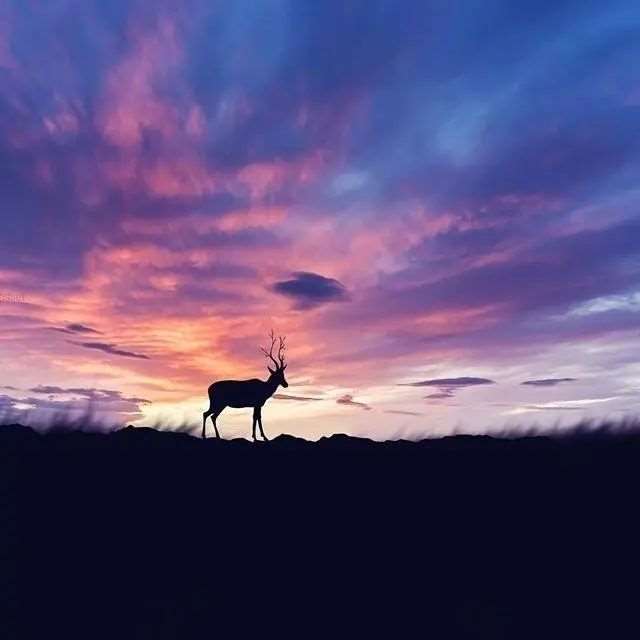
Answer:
69;342;150;360
337;394;371;411
521;378;577;387
383;410;423;416
274;394;323;402
569;292;640;317
0;386;151;425
425;392;454;401
53;323;102;335
506;397;619;415
402;377;495;401
403;377;496;388
29;385;151;404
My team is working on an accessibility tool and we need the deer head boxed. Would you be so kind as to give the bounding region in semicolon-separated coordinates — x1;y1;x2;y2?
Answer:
260;330;288;388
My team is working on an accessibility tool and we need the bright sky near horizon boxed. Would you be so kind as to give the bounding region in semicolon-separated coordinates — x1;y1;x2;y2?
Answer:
1;1;639;439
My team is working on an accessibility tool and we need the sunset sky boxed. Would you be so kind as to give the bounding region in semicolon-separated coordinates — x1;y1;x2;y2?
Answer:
1;1;639;439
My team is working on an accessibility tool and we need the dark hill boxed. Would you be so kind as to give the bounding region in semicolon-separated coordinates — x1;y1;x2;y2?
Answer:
3;423;640;639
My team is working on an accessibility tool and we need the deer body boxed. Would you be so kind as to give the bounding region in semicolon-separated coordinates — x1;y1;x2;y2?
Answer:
208;376;279;409
202;332;288;441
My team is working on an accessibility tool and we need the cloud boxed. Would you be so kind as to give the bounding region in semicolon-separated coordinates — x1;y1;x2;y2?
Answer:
272;272;348;309
0;394;20;412
0;386;151;425
28;386;151;405
522;405;581;412
30;385;82;395
384;410;423;416
521;378;577;387
425;392;454;401
69;342;150;360
506;397;619;415
336;394;371;411
402;377;495;401
273;393;323;402
53;323;102;335
403;377;496;388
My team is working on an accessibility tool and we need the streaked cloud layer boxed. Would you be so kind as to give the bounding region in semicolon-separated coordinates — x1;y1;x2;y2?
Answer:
0;1;639;436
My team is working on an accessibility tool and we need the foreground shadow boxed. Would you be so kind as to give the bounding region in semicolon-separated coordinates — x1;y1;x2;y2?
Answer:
3;422;640;639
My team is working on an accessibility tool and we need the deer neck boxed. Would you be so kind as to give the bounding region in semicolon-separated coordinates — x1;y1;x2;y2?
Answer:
264;374;279;397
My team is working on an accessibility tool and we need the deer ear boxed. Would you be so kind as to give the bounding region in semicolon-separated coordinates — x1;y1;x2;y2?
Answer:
268;366;276;374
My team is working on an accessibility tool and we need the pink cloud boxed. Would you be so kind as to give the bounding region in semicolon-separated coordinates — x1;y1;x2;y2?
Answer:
98;17;184;148
142;157;219;198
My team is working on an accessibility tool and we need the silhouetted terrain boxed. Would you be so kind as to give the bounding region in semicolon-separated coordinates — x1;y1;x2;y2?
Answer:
4;423;640;639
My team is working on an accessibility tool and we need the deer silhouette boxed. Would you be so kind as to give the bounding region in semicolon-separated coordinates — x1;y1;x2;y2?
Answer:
202;331;288;440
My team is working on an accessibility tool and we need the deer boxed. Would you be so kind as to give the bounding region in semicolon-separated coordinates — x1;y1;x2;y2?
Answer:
202;331;288;441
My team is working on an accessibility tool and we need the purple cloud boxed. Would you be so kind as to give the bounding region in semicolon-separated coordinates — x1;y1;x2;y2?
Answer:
521;378;577;387
404;377;495;388
273;272;348;309
402;377;495;402
425;392;455;401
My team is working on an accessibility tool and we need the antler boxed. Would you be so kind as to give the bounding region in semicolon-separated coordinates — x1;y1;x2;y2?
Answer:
260;329;286;369
260;329;279;368
277;334;286;368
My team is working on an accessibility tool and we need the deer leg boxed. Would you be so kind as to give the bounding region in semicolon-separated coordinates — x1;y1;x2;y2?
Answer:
202;410;211;439
252;407;259;442
257;408;269;442
211;406;224;439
